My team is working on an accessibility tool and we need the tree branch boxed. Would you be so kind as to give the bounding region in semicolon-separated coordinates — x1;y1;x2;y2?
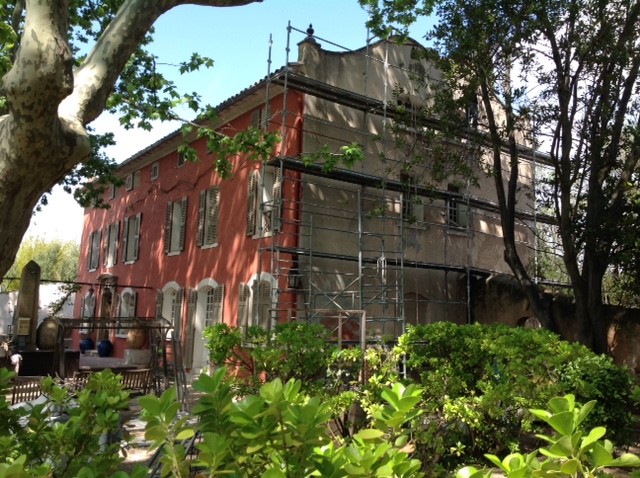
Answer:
63;0;262;126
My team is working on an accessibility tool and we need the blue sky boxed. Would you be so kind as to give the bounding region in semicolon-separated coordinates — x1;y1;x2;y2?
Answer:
27;1;434;243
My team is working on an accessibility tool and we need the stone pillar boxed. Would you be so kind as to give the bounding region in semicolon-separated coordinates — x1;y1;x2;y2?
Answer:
11;260;40;350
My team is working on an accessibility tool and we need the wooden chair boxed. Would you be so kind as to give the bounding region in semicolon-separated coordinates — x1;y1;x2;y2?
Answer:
119;368;152;395
68;370;92;393
11;376;43;405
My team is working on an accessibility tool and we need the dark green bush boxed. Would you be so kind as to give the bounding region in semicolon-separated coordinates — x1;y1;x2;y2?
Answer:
397;322;636;466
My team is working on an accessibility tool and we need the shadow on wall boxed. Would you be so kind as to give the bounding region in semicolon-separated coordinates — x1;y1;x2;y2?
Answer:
473;274;640;375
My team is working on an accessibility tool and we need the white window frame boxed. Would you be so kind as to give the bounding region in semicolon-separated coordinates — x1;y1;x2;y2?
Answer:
150;162;159;180
125;174;133;191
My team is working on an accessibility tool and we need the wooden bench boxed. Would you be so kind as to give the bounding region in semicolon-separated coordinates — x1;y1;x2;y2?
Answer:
69;368;152;396
11;376;43;405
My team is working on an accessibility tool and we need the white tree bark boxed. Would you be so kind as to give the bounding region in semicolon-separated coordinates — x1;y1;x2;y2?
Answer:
0;0;261;278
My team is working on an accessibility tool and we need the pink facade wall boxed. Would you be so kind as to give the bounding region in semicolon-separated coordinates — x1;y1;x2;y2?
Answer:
74;91;303;357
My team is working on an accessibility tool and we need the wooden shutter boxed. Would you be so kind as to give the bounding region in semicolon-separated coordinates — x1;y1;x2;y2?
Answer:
213;284;224;323
113;222;120;264
272;167;282;232
164;202;172;254
129;291;137;317
132;213;141;261
253;280;272;331
173;288;184;340
89;231;101;270
122;217;129;263
246;171;257;236
196;190;206;247
178;197;188;252
238;283;250;337
155;290;163;319
183;289;197;369
102;226;109;267
206;189;219;245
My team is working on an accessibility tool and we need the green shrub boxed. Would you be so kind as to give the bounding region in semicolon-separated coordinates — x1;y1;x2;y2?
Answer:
457;394;640;478
397;322;636;470
140;368;425;477
0;368;144;477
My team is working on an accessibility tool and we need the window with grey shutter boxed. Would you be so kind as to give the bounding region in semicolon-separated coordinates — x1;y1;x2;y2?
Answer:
166;197;188;254
104;222;120;268
178;197;187;251
197;188;219;248
164;202;173;254
88;230;101;271
132;213;141;261
122;214;141;263
252;280;272;331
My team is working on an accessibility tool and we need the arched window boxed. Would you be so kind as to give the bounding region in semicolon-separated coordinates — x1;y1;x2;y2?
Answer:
157;282;184;339
116;288;136;337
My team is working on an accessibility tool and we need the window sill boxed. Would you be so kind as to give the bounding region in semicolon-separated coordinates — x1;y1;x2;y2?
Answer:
201;243;219;250
447;226;470;236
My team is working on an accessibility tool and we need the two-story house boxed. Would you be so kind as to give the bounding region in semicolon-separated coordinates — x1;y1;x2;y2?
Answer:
74;27;537;376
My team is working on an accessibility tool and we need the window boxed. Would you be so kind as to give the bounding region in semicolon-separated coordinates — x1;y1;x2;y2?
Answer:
133;170;141;189
150;162;159;180
246;167;282;237
203;285;224;328
157;284;184;339
116;289;136;337
401;174;424;224
447;184;469;229
107;184;116;200
103;222;119;268
251;105;267;130
251;279;273;330
177;152;186;167
125;174;133;191
88;230;101;271
80;289;96;335
122;213;142;263
197;187;220;248
165;197;188;254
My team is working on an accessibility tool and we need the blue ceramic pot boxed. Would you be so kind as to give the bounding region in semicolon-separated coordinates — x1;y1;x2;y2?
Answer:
79;337;94;354
97;339;113;357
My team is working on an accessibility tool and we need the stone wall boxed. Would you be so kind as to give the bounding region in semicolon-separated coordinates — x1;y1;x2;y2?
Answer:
473;274;640;374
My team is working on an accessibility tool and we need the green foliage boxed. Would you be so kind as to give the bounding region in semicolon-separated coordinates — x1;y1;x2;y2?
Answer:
0;369;144;477
140;367;424;477
203;321;335;394
457;394;640;478
397;323;636;470
4;237;79;291
302;142;365;173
